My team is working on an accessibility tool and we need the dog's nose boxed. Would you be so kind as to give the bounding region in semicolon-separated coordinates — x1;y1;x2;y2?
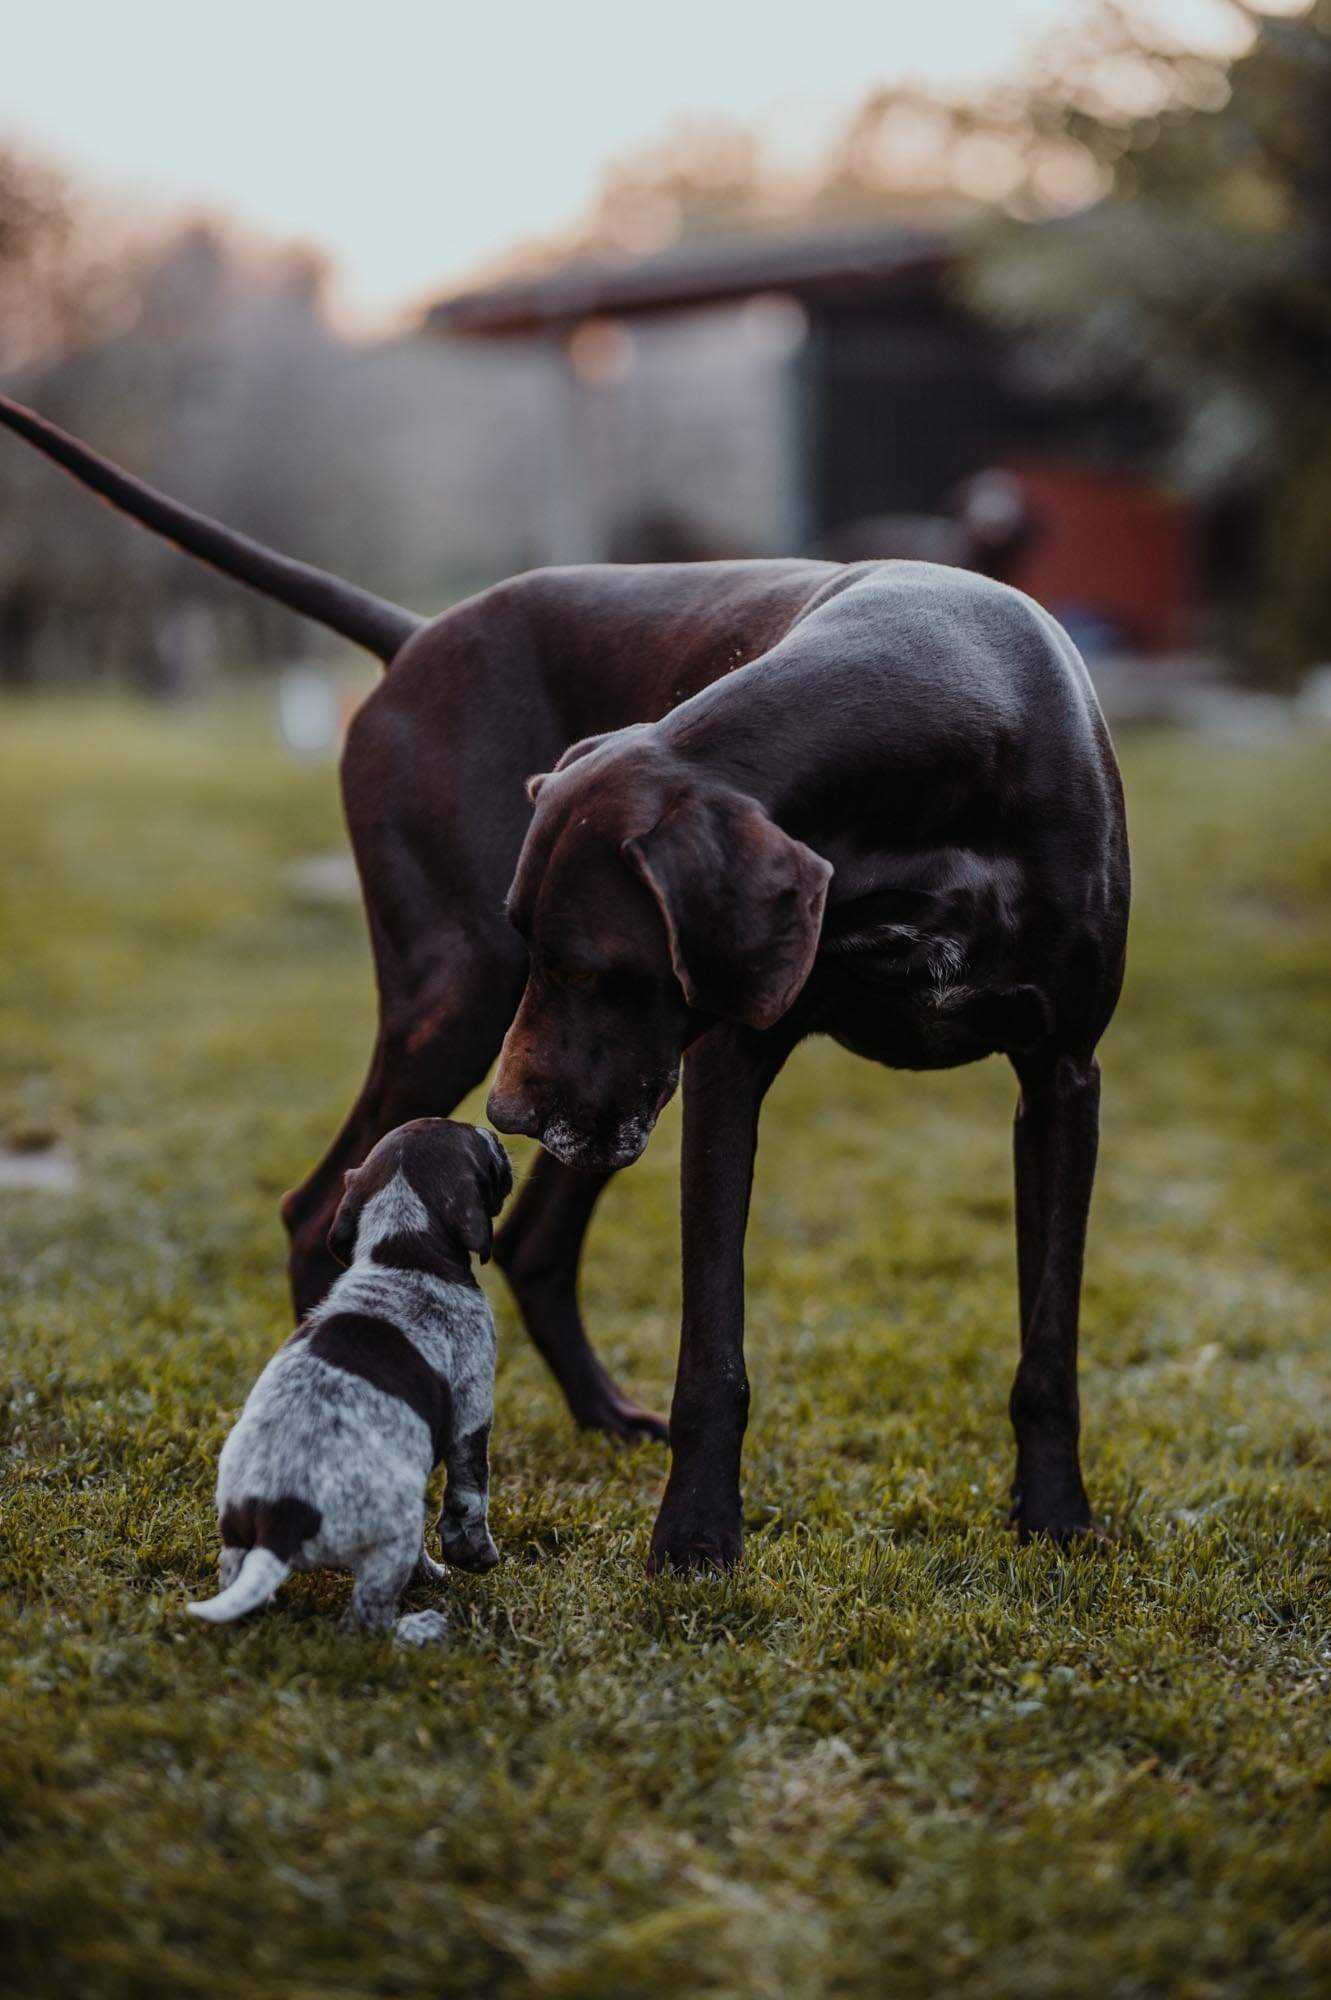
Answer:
485;1084;542;1139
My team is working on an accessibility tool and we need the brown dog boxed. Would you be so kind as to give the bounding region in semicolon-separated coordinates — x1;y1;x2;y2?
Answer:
0;396;1129;1571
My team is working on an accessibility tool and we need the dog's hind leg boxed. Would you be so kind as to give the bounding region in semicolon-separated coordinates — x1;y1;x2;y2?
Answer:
285;994;667;1445
283;683;663;1437
494;1151;668;1442
283;682;532;1317
415;1545;449;1584
346;1535;419;1635
282;942;521;1318
283;1033;393;1317
1007;1051;1102;1544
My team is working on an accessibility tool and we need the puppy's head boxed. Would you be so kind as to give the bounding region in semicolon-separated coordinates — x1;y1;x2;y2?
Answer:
327;1119;512;1270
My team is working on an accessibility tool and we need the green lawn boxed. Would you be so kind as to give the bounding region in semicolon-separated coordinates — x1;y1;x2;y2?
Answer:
1;691;1329;2000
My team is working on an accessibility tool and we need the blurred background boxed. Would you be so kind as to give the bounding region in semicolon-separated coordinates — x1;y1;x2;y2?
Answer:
4;15;1331;1982
1;0;1328;728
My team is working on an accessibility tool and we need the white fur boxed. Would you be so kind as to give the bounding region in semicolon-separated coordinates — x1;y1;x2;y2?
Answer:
394;1609;450;1647
542;1114;652;1170
188;1548;288;1622
349;1170;430;1254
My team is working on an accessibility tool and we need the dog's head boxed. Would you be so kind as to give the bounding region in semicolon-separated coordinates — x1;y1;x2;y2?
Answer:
327;1119;512;1270
486;728;831;1171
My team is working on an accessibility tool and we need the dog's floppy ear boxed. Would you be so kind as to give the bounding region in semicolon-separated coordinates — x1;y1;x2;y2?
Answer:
623;787;832;1030
474;1126;513;1228
527;731;616;805
326;1167;362;1267
453;1127;512;1264
554;731;613;772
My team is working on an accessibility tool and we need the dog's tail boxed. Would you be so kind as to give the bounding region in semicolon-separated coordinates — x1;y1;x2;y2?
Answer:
0;391;422;666
187;1547;291;1623
187;1492;322;1624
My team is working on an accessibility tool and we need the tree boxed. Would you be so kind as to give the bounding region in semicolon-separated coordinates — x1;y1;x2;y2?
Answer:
0;183;552;688
0;141;133;372
964;1;1331;675
532;2;1329;675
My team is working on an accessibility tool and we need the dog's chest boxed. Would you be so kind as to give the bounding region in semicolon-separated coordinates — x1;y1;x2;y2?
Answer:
820;969;1001;1071
812;848;1031;1070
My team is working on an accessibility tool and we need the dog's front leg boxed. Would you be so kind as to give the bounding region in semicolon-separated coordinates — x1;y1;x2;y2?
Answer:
436;1420;500;1573
647;1023;791;1575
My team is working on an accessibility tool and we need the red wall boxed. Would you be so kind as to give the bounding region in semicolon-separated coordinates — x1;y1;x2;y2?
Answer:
1008;461;1196;654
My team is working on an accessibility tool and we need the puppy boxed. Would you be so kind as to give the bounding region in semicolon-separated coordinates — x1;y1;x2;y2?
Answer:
189;1118;512;1641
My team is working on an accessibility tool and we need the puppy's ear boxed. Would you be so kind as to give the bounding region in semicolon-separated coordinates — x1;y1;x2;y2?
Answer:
451;1128;512;1265
623;787;831;1030
326;1167;362;1267
474;1127;513;1214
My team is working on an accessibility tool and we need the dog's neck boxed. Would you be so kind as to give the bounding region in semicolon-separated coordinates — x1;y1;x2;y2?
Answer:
366;1231;476;1287
352;1170;478;1289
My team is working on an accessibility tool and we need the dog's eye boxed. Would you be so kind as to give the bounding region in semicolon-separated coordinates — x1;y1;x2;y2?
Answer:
540;960;596;991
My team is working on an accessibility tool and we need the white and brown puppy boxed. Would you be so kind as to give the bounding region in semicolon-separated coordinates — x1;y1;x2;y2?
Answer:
189;1119;512;1642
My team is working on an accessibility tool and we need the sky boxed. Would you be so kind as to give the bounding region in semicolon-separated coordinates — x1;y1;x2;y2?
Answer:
2;0;1265;328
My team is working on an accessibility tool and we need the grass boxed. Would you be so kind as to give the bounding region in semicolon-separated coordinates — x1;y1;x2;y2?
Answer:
1;688;1329;2000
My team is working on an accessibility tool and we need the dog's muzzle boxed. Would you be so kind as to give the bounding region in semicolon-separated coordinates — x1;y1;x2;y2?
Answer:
537;1114;655;1173
488;1070;677;1174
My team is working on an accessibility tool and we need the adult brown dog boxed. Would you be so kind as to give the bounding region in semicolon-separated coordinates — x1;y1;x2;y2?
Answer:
0;395;1129;1571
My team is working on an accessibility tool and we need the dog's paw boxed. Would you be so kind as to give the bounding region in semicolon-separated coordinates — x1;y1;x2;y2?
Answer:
646;1512;744;1576
394;1609;450;1647
438;1526;501;1574
1036;1521;1111;1550
580;1394;670;1445
1010;1500;1109;1548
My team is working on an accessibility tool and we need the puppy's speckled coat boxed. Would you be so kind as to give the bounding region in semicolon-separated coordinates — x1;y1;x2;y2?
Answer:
189;1119;511;1640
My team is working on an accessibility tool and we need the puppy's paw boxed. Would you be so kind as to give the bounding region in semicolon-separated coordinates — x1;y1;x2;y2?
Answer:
438;1526;501;1574
394;1609;449;1647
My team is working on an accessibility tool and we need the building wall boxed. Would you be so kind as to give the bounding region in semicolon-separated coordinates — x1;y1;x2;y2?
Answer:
537;299;807;565
812;299;1029;535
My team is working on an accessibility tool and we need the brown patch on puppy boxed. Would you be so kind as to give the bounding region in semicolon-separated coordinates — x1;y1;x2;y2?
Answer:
328;1120;511;1269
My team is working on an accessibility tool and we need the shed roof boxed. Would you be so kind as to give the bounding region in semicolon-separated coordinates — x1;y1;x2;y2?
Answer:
426;223;952;338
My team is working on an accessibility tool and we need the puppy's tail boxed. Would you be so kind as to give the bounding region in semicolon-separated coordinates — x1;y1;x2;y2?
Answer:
0;392;422;666
188;1493;321;1624
188;1548;290;1623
